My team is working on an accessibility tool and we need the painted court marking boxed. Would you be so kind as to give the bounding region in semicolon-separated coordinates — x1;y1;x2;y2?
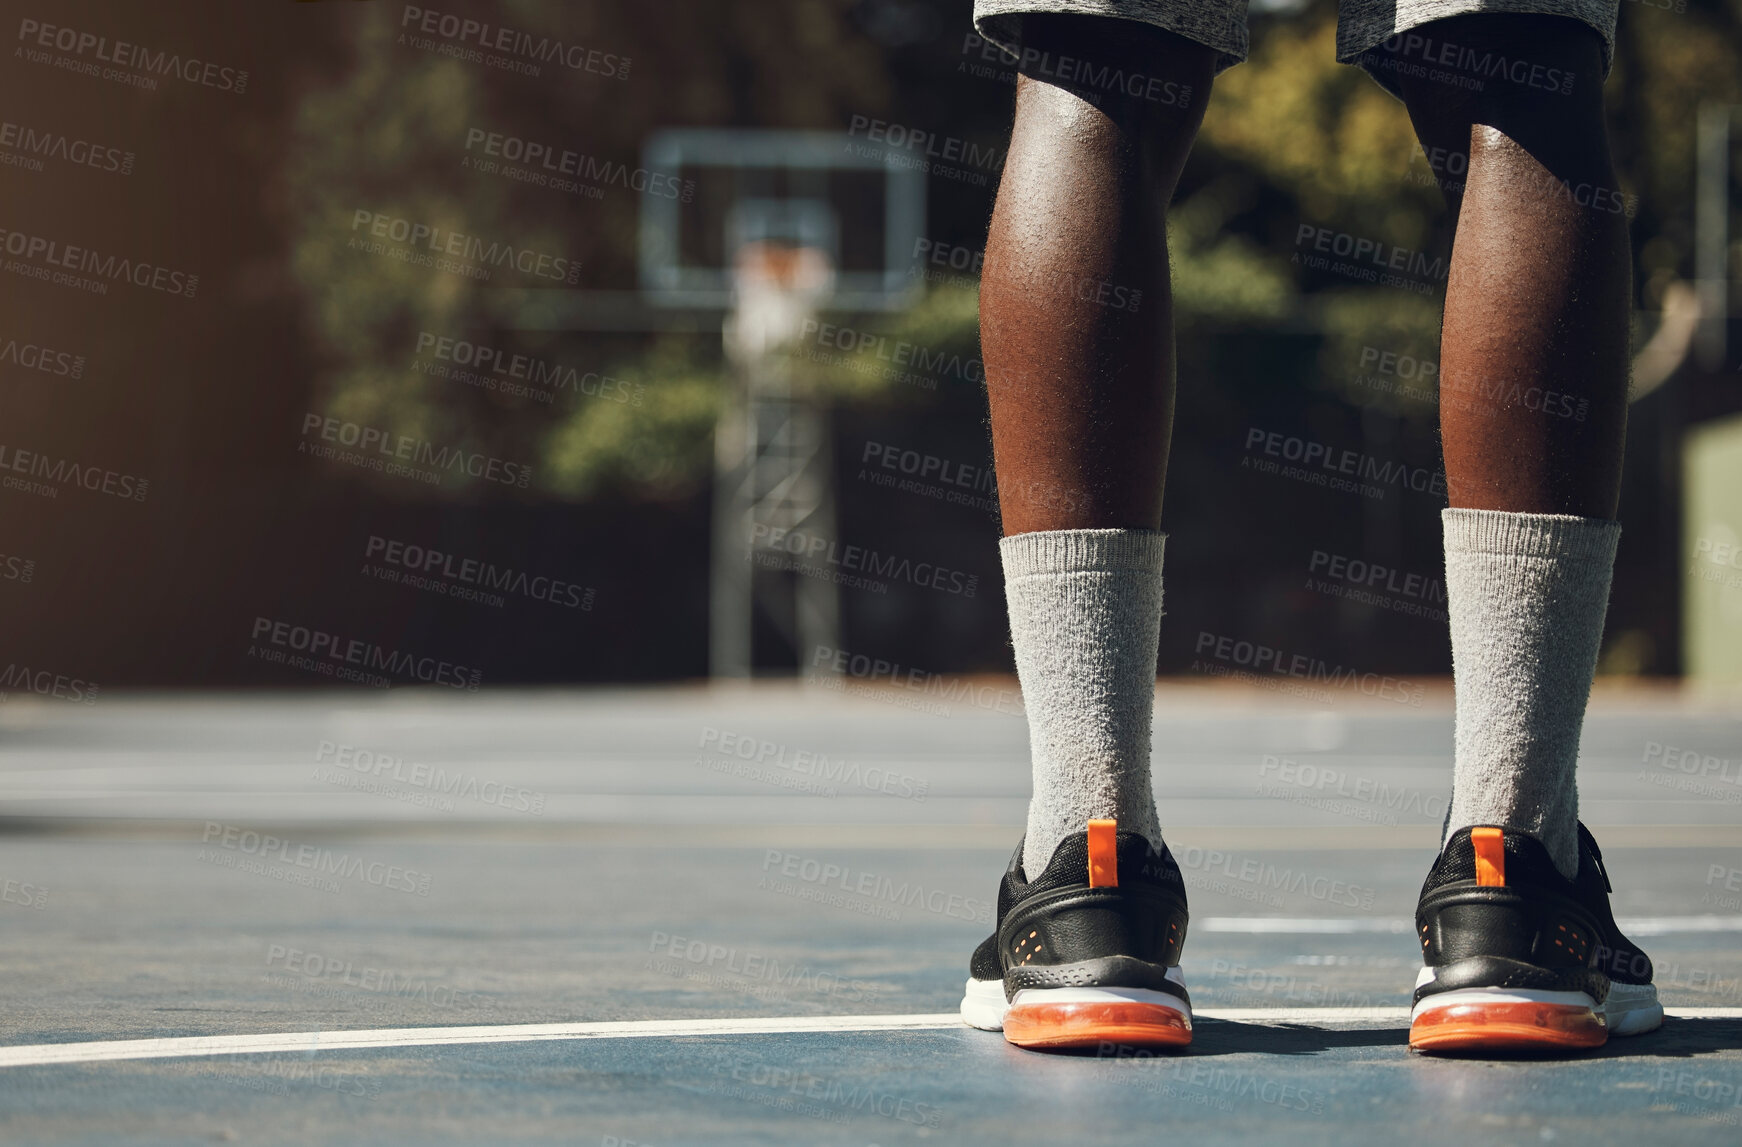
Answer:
4;1009;1742;1069
1198;915;1742;935
3;920;1733;1070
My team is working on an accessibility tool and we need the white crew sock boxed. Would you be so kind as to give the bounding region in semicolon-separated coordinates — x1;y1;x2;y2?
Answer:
1442;508;1621;878
1001;528;1166;875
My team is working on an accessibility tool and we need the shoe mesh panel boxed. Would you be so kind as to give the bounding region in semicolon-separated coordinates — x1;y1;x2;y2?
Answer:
970;932;1002;981
1423;828;1575;897
1019;832;1185;900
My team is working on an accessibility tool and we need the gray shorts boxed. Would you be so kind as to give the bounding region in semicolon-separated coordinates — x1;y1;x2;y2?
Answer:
972;0;1618;99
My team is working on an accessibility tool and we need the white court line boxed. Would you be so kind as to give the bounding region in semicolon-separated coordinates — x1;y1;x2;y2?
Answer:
1198;916;1742;935
4;1008;1742;1069
1607;916;1742;936
1197;1006;1742;1024
1199;918;1412;934
0;1015;963;1069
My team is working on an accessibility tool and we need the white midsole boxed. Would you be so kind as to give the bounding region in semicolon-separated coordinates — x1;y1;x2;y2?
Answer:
959;977;1010;1031
1604;981;1666;1036
960;969;1189;1033
1411;970;1664;1037
1411;986;1600;1024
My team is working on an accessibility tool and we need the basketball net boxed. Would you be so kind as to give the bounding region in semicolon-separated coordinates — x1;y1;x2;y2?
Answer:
722;241;836;368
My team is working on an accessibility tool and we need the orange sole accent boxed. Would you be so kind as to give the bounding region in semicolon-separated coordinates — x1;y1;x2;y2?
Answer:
1410;1001;1607;1053
1003;1001;1192;1050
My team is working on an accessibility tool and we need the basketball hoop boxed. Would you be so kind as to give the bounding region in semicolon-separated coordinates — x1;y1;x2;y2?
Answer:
637;129;916;680
722;240;836;366
639;129;924;313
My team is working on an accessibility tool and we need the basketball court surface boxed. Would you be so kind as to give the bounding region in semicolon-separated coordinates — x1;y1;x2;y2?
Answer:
0;683;1738;1144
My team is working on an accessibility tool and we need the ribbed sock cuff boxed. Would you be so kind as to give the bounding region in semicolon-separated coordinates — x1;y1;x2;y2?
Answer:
999;528;1167;579
1442;508;1621;563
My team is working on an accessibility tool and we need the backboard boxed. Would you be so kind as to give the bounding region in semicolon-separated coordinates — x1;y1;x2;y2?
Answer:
639;128;925;312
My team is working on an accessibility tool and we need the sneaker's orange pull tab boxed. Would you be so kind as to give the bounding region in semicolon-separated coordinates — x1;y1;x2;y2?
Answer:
1472;826;1506;887
1088;819;1118;888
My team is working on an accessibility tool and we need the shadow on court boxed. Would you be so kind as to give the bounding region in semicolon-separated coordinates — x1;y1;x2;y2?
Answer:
1593;1018;1742;1058
1031;1017;1742;1059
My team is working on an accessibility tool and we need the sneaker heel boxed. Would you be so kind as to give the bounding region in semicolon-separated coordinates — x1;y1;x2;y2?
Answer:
1003;987;1191;1050
1409;989;1607;1052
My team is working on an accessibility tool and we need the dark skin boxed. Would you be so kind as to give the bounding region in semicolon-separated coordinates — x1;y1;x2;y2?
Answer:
982;16;1213;533
1393;16;1630;517
983;14;1630;535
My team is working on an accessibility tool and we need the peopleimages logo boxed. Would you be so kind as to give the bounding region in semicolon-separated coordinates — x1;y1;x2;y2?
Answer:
807;644;1023;717
798;319;986;387
1294;224;1447;287
315;740;546;815
1194;630;1424;707
364;535;593;610
699;726;929;801
399;6;630;79
1243;426;1447;499
860;440;996;495
760;849;993;925
1643;741;1742;786
413;332;643;406
249;616;481;690
1258;753;1445;822
646;930;879;1005
265;943;493;1010
15;18;250;93
1173;844;1378;910
0;443;149;501
0;877;48;910
0;663;98;704
1694;536;1742;572
847;115;1003;171
0;120;133;175
1308;550;1444;605
958;33;1193;107
843;115;1002;186
201;823;432;895
349;210;581;284
0;332;84;378
710;1051;943;1128
1371;32;1575;95
0;553;34;583
0;225;198;297
299;414;533;488
748;523;979;598
462;130;691;201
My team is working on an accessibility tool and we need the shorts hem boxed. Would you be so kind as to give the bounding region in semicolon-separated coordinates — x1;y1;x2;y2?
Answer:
1336;0;1617;101
974;1;1249;77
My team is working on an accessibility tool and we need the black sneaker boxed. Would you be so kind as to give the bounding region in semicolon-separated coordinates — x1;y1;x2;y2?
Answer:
959;819;1192;1049
1410;822;1663;1053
